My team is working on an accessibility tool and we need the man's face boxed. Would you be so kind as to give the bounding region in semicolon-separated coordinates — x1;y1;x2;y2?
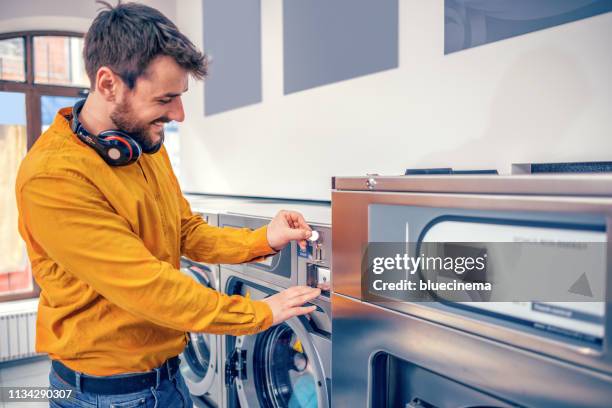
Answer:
110;55;188;151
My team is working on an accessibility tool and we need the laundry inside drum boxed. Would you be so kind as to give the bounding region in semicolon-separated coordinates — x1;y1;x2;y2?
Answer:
254;324;318;408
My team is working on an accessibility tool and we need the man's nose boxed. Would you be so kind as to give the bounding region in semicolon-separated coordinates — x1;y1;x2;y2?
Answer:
168;97;185;122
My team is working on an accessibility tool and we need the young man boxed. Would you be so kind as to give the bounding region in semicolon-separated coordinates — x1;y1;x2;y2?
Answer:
15;2;320;406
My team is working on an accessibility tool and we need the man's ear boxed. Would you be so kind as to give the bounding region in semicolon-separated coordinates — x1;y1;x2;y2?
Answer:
95;67;123;102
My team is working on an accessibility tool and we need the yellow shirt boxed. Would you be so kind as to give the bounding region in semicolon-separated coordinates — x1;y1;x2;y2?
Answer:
15;107;274;376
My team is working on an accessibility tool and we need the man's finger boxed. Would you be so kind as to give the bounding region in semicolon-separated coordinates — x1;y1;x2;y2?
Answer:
289;289;321;307
288;294;319;308
317;282;331;291
289;212;311;232
285;228;311;241
283;211;297;228
289;305;317;318
287;285;318;297
286;215;297;229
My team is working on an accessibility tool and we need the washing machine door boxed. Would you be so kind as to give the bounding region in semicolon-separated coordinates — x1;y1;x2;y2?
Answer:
230;316;330;408
179;259;219;397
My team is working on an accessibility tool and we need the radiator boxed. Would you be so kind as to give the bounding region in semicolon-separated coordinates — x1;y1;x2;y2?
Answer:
0;299;39;362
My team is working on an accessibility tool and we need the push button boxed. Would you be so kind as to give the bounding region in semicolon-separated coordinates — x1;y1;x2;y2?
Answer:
307;264;331;292
316;267;330;289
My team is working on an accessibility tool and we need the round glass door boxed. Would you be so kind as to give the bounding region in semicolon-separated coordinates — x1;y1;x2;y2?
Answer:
179;260;218;396
253;323;319;407
183;331;212;379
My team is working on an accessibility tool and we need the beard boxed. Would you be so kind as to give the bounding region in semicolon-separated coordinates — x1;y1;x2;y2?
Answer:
110;99;168;152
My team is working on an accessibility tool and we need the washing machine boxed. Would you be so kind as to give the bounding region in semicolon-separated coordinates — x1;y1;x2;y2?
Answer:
331;174;612;407
179;208;224;408
218;209;332;408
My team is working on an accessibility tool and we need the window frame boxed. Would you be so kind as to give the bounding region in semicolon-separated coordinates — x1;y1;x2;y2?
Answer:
0;30;89;302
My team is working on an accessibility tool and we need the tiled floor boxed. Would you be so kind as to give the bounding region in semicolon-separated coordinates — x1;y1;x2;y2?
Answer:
0;357;50;408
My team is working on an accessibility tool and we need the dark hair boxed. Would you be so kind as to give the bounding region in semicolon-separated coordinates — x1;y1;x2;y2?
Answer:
84;1;207;89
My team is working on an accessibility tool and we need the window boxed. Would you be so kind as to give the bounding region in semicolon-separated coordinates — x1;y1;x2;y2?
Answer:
0;31;88;302
0;91;30;299
0;38;25;81
41;95;82;132
34;36;88;87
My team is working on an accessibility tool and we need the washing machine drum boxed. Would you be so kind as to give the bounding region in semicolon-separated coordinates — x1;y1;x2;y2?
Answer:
179;261;219;397
232;317;329;408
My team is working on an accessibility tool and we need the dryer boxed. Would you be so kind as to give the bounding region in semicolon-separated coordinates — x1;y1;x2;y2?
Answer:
180;209;224;408
331;174;612;407
218;209;332;408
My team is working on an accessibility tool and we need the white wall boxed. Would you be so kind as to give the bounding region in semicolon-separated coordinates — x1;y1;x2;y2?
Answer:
0;1;176;37
176;0;612;201
3;1;609;201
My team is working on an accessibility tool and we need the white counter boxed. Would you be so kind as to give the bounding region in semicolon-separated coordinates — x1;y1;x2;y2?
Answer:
184;194;331;226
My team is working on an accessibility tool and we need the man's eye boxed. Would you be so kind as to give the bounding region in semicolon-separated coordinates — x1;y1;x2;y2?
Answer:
158;99;171;105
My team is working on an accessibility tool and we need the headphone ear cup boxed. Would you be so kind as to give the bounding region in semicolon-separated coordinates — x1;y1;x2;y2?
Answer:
70;98;144;166
97;131;142;166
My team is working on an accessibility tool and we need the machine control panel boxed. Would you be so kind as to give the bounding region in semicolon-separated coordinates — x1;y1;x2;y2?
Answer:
299;225;332;296
307;264;331;291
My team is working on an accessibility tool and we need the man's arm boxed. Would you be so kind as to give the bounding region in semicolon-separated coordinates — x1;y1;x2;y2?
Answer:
17;172;272;335
178;194;276;264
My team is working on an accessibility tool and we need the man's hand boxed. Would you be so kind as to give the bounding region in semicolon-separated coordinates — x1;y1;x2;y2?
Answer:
262;286;321;326
267;210;312;251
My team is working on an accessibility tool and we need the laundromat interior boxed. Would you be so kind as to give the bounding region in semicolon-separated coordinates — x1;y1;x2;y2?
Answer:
1;1;611;407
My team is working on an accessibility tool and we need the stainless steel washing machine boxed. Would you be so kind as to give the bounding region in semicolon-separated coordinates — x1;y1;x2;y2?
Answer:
180;208;224;408
218;209;332;408
332;174;612;407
